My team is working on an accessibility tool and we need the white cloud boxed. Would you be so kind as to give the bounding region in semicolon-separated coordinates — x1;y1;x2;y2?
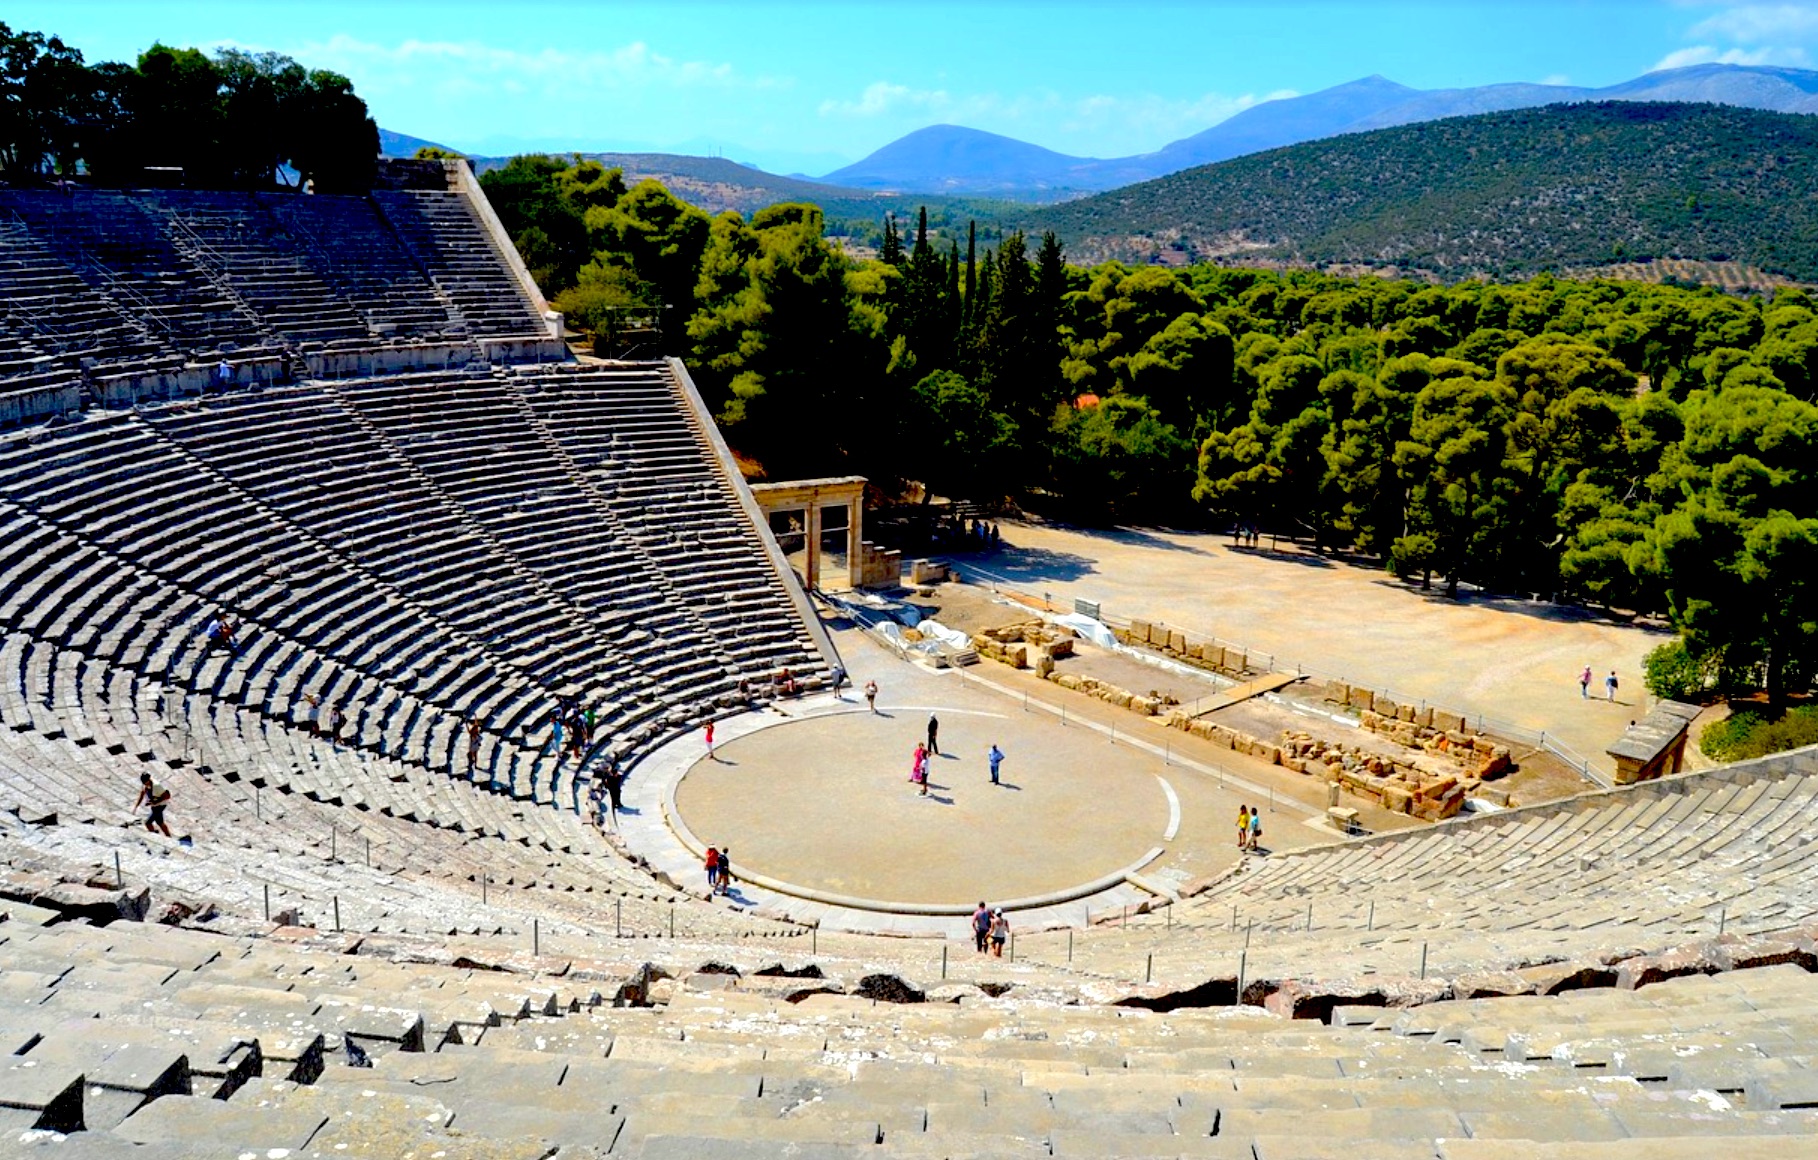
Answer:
1688;3;1818;43
1652;42;1807;68
1653;2;1818;70
816;81;1296;156
1538;74;1572;86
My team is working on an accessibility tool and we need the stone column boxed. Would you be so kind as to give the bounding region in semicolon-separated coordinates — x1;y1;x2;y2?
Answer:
804;501;822;591
847;495;863;588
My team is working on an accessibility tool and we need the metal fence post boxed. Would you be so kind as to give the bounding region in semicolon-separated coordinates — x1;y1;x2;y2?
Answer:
1146;953;1153;983
263;883;270;921
115;852;123;889
334;895;341;932
1420;942;1429;980
942;945;948;980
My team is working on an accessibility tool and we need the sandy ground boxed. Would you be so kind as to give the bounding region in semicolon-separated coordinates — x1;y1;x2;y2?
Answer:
943;522;1669;774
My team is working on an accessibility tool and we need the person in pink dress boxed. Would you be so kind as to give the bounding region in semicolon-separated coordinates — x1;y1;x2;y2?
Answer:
911;742;928;795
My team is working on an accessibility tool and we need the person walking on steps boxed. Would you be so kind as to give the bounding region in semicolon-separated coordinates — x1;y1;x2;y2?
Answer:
865;680;878;714
1579;665;1592;699
926;714;940;756
135;773;172;838
717;848;732;896
972;902;991;953
465;716;481;779
601;757;624;820
988;744;1004;785
704;846;721;893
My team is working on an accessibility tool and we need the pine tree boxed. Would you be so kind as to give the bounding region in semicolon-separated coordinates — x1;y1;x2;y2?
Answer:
879;213;903;267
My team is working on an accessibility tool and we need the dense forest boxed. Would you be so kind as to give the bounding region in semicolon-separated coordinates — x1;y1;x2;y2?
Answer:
486;153;1818;707
1025;102;1818;283
0;22;377;191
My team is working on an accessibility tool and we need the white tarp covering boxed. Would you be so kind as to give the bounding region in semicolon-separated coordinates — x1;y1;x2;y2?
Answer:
1054;613;1117;648
916;619;972;650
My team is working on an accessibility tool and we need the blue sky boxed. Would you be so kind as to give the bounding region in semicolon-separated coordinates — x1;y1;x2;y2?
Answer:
13;2;1818;173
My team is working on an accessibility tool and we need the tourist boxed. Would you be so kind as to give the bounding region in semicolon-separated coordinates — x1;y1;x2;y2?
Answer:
582;706;597;749
586;778;607;830
717;848;732;896
911;743;929;795
705;846;721;892
831;665;848;695
464;716;481;779
705;719;716;759
1237;805;1250;849
1605;670;1619;702
988;743;1004;785
972;901;991;953
1579;665;1592;699
864;679;878;713
135;773;172;838
927;714;940;756
989;908;1010;957
601;758;624;818
1248;808;1263;851
549;710;564;757
329;705;346;743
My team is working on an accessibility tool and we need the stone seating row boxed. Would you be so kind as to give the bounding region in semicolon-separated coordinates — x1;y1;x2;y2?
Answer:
0;190;273;357
3;912;1814;1157
0;186;547;391
1021;760;1818;995
370;190;547;338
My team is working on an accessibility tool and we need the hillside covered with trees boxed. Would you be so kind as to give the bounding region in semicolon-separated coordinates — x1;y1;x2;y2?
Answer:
485;153;1818;708
1026;102;1818;283
0;21;377;191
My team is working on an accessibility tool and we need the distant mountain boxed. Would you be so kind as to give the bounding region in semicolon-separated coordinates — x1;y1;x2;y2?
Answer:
821;125;1098;200
824;64;1818;199
1134;75;1420;171
1021;101;1818;282
377;128;456;158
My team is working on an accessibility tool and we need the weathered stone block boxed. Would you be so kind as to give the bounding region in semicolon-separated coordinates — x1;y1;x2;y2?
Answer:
1147;623;1169;647
1373;697;1400;719
1056;673;1083;691
1130;695;1158;716
1048;637;1074;659
1130;620;1152;643
1382;785;1414;814
1397;704;1416;723
1348;687;1374;711
1167;630;1188;654
1033;652;1054;678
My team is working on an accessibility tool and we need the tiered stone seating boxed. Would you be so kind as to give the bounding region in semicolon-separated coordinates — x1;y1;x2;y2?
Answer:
263;193;462;340
1027;754;1818;1001
0;190;272;357
0;219;158;373
0;182;544;402
3;913;1814;1156
515;363;828;677
371;190;548;337
144;192;373;345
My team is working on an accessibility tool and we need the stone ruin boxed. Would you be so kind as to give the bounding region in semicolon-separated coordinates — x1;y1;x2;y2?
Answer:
1115;620;1254;680
970;620;1075;677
